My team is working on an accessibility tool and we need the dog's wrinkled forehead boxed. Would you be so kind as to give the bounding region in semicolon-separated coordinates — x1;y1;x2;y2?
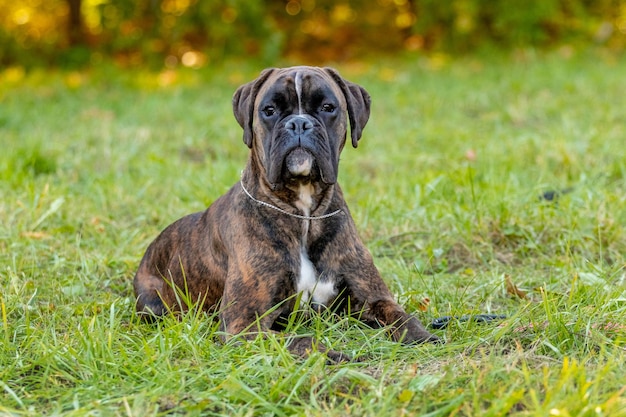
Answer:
255;67;345;114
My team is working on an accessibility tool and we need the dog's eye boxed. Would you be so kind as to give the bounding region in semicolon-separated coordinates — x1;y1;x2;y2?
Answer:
321;104;336;113
263;106;276;117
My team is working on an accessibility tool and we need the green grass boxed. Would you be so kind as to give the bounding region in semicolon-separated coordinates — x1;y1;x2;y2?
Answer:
1;49;625;416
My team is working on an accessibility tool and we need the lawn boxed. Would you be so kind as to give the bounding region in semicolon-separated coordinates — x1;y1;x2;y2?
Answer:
1;49;625;416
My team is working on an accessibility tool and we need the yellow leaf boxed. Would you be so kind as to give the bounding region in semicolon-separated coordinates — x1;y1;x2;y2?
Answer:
417;297;431;312
505;274;527;299
21;231;50;239
398;389;414;402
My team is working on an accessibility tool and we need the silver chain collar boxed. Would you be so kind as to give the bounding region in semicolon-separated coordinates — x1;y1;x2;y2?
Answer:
239;180;343;221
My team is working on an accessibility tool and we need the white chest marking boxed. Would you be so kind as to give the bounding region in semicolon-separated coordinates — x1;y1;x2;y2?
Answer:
294;182;336;306
297;251;337;306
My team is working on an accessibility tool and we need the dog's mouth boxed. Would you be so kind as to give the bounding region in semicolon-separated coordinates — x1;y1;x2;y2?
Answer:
285;148;315;178
268;139;337;189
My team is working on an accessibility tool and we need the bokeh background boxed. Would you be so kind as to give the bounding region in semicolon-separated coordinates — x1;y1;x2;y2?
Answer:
2;0;626;68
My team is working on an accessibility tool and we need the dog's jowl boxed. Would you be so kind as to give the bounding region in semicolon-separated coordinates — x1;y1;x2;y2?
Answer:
133;66;440;362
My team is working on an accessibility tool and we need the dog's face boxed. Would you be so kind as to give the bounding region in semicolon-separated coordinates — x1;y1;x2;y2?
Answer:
233;67;371;190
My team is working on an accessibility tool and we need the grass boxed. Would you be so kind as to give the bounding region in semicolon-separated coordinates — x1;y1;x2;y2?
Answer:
1;48;625;416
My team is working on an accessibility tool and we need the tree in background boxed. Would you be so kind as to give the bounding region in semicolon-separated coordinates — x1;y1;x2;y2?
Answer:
0;0;276;67
0;0;624;67
67;0;84;46
268;0;418;62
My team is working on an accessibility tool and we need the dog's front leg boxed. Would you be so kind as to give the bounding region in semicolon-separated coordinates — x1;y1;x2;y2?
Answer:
218;261;287;336
365;297;440;344
341;251;440;344
218;260;350;362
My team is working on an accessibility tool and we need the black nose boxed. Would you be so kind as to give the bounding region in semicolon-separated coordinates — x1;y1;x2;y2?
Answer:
285;117;313;135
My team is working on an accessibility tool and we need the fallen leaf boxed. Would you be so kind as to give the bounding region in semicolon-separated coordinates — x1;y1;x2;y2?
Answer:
505;274;527;299
398;389;414;402
21;231;50;239
593;322;626;333
417;297;430;312
513;321;549;333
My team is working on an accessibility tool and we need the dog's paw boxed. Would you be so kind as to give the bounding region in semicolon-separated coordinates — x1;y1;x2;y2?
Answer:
325;349;352;364
402;329;444;345
136;299;168;322
286;336;353;363
424;333;444;344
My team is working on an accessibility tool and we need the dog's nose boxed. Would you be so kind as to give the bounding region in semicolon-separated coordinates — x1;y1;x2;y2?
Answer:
285;117;313;135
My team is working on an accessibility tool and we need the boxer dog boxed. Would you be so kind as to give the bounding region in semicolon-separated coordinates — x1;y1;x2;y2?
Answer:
133;67;439;362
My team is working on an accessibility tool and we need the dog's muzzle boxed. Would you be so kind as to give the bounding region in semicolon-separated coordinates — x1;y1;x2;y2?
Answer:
284;116;315;177
285;147;314;177
268;114;336;187
285;115;315;177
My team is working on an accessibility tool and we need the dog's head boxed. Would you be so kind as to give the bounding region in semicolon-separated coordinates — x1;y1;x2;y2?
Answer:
233;66;371;189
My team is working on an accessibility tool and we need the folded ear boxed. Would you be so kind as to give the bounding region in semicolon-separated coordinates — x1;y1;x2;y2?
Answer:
324;67;371;148
232;68;276;148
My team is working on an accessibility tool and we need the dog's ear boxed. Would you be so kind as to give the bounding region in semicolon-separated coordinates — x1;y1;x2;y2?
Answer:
232;68;276;148
324;67;371;148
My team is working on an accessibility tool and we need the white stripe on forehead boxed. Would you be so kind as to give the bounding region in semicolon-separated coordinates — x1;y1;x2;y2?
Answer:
294;70;303;115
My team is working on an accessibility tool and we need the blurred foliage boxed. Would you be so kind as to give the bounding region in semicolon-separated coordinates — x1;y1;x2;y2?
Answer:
412;0;626;50
0;0;625;67
268;0;418;62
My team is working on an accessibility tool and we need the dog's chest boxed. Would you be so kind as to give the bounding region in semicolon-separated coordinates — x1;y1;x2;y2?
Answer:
297;250;336;306
293;184;337;306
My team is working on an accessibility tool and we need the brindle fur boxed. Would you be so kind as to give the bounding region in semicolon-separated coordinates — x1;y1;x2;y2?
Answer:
134;67;439;362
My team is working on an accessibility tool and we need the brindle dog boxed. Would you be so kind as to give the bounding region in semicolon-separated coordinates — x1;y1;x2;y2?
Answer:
133;67;439;362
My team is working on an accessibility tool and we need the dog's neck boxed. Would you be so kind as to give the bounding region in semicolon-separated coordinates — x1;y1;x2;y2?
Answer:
292;182;314;243
291;182;314;216
240;167;342;222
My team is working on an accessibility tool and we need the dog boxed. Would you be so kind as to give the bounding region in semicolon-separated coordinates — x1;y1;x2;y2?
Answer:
133;66;440;362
